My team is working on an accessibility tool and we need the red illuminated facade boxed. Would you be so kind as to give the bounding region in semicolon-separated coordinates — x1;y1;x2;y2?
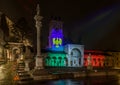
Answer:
84;50;105;68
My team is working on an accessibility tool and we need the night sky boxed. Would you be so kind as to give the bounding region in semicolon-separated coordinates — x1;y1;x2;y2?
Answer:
0;0;120;51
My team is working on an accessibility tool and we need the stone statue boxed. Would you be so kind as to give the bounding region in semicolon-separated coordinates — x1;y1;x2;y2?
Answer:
34;4;43;29
87;53;92;70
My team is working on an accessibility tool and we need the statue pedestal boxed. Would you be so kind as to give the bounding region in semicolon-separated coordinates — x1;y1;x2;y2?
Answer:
87;65;93;70
35;56;43;69
32;56;49;76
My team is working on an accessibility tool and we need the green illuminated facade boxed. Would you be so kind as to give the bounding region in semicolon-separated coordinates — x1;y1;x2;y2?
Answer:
45;52;66;67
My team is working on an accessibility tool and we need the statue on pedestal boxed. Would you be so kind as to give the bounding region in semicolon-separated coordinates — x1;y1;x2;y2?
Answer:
87;53;92;70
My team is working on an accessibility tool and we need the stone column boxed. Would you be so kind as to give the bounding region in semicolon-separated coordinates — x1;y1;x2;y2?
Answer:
24;46;30;71
34;4;43;69
24;60;30;71
68;57;71;67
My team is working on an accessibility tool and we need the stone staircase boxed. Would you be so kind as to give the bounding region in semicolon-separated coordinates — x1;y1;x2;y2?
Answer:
16;60;33;84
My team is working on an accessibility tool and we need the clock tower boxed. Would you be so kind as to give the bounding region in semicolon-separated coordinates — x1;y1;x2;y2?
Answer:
48;17;64;51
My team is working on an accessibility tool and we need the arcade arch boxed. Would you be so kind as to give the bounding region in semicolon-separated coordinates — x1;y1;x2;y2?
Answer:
7;42;23;61
70;48;82;67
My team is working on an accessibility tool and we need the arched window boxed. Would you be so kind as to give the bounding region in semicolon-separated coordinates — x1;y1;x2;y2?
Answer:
70;48;81;58
53;57;56;66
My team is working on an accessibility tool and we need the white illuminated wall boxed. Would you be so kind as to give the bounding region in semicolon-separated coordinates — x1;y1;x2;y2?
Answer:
64;44;84;67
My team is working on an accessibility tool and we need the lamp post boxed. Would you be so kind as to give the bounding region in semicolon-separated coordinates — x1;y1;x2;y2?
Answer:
34;4;43;69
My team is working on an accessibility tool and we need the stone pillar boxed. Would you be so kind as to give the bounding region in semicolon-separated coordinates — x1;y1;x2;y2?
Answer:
77;58;79;67
68;58;71;67
24;46;30;71
34;4;43;69
25;60;30;71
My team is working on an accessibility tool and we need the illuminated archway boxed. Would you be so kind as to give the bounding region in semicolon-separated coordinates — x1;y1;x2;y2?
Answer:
12;47;21;61
70;48;82;67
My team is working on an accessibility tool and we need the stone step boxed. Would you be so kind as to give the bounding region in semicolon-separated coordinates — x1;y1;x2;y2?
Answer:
17;79;33;85
18;65;25;67
18;72;28;75
18;64;25;66
17;66;25;68
17;67;25;69
19;73;32;77
18;62;24;64
17;74;34;84
17;68;25;71
18;62;25;64
17;68;25;70
21;78;32;80
17;70;27;73
17;71;31;76
17;71;27;73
